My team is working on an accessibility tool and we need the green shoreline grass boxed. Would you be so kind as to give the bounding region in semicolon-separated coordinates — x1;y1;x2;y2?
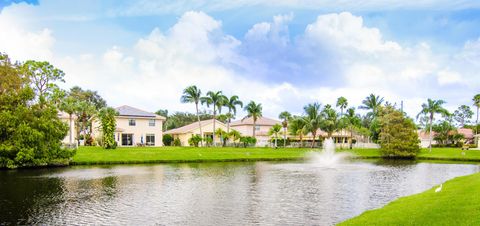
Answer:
71;146;480;165
339;172;480;226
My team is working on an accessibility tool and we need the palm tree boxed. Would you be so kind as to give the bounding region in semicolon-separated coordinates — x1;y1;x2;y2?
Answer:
59;96;78;145
336;96;348;116
215;128;227;146
359;94;384;118
303;103;322;148
279;111;292;147
344;107;361;149
201;91;227;146
229;129;241;146
244;101;263;139
474;94;480;135
320;104;339;139
181;85;204;146
269;124;282;148
289;116;307;147
226;95;243;133
417;99;450;152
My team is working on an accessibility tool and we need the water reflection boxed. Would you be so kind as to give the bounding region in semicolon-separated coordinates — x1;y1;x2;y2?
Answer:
0;161;479;225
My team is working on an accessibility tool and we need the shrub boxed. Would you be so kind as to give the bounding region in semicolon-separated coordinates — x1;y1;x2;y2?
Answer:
163;134;174;146
173;138;181;146
203;137;213;146
188;135;202;147
240;136;257;147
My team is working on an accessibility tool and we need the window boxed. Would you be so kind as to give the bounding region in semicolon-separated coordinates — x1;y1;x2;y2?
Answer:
255;125;260;131
129;119;136;126
149;119;155;127
146;134;155;146
122;134;133;146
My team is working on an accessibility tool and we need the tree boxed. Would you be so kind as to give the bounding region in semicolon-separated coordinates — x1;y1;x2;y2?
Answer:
336;96;348;116
162;111;213;131
59;96;79;145
98;107;118;149
359;94;384;117
453;105;474;127
225;95;243;133
320;104;339;138
432;120;455;145
155;109;169;131
181;85;204;146
215;128;228;146
288;116;307;147
22;60;65;105
188;135;202;147
473;94;480;135
269;124;282;148
378;106;420;158
244;101;263;140
417;99;449;152
279;111;292;147
344;107;362;149
162;134;174;146
303;103;322;148
229;129;241;146
201;91;227;146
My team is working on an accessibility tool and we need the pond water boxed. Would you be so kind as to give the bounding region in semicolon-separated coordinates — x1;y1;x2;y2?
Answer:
1;160;479;225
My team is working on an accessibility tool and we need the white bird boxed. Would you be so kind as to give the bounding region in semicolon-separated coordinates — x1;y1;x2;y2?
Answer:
435;184;443;193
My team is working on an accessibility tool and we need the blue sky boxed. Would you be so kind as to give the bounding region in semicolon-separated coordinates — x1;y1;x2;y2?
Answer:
1;0;480;120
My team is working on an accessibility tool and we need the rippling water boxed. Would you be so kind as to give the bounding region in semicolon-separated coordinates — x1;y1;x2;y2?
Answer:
0;160;479;225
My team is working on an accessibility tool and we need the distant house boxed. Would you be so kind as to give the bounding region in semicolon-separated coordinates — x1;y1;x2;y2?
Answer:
164;119;227;146
417;128;474;148
93;105;165;147
230;116;281;146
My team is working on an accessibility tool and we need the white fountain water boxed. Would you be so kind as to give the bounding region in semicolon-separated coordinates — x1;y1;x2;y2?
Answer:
307;138;350;167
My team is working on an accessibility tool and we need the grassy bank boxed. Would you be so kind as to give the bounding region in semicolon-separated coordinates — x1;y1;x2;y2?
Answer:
342;148;480;162
339;172;480;225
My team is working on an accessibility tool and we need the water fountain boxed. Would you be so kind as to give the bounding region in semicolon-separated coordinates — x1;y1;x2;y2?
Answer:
307;138;350;167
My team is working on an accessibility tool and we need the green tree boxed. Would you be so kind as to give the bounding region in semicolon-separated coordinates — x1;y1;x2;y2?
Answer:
188;134;202;147
201;91;227;146
162;134;174;146
320;104;339;138
378;106;420;158
473;94;480;135
303;103;322;148
453;105;474;127
23;60;65;105
215;128;228;146
344;107;362;149
433;119;455;145
279;111;292;147
225;95;243;133
269;123;282;148
288;116;307;147
98;107;118;149
336;96;348;116
229;129;241;146
181;85;204;146
417;99;449;152
359;94;384;117
244;101;263;140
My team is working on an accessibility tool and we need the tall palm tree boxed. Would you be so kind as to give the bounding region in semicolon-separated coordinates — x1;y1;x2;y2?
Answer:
344;107;361;149
359;94;384;118
303;103;322;148
201;91;227;146
474;94;480;135
279;111;292;147
289;116;307;147
181;85;203;146
269;124;282;148
320;104;339;139
244;101;263;139
226;95;243;133
417;99;449;152
336;96;348;116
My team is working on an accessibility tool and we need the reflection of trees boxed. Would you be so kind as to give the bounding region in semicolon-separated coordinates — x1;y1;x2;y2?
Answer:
0;170;65;224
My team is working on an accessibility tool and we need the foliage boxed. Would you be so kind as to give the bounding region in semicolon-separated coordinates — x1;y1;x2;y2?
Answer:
359;94;384;117
22;60;65;105
203;136;213;146
336;96;348;115
378;106;420;158
432;119;455;145
320;104;340;137
0;53;75;168
181;85;204;145
98;107;118;149
228;129;241;144
244;101;263;138
417;98;449;151
269;123;282;147
239;136;257;147
173;138;181;146
453;105;473;127
162;134;174;146
215;128;228;146
303;103;322;147
188;134;202;147
201;90;227;146
162;111;213;130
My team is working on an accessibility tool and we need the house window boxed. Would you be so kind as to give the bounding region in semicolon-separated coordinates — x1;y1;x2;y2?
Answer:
146;134;155;146
122;134;133;146
255;125;260;131
129;119;136;126
149;119;155;127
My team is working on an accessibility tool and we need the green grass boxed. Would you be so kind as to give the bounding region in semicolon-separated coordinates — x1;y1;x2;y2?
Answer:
72;146;480;165
72;146;314;165
339;172;480;226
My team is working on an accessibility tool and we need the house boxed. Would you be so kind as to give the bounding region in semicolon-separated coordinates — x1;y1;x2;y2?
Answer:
417;128;474;148
418;130;436;148
93;105;165;147
164;119;227;146
230;116;281;146
58;111;77;145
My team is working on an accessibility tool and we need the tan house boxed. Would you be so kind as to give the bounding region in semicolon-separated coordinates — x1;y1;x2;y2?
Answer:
164;119;227;146
93;105;165;147
230;116;281;146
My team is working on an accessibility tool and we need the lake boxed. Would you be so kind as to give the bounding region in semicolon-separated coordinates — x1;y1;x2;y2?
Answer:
1;160;479;225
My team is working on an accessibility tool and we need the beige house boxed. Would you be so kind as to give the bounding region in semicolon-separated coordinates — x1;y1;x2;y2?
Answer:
164;119;227;146
92;105;165;147
230;116;281;146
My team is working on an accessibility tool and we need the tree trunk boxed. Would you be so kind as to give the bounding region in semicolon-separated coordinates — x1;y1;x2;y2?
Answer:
429;115;433;152
283;126;287;147
275;135;277;148
213;107;216;147
349;126;353;149
311;132;316;148
476;106;479;135
196;103;203;147
69;114;73;145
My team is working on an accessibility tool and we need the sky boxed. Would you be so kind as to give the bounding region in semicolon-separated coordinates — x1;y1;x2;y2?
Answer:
1;0;480;121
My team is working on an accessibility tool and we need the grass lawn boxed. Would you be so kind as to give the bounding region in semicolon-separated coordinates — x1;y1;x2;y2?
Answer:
72;146;480;165
339;172;480;226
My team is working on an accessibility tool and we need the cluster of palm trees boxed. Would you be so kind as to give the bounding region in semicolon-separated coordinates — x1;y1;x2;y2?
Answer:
181;85;263;146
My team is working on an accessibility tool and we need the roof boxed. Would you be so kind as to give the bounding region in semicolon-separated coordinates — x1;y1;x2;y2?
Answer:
457;128;474;139
115;105;164;119
230;116;281;126
165;119;225;134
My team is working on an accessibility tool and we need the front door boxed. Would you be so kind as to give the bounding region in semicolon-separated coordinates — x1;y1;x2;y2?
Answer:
122;134;133;146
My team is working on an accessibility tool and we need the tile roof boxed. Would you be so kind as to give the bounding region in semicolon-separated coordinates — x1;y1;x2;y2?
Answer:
165;119;226;134
115;105;160;118
230;116;281;126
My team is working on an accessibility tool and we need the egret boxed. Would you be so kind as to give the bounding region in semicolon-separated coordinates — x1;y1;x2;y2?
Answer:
435;184;443;193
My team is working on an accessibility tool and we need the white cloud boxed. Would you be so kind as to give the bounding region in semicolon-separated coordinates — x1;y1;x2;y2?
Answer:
437;69;463;86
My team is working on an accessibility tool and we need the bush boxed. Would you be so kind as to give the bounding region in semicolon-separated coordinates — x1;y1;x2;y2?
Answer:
188;135;202;147
163;134;174;146
173;138;181;146
203;137;213;146
239;136;257;147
